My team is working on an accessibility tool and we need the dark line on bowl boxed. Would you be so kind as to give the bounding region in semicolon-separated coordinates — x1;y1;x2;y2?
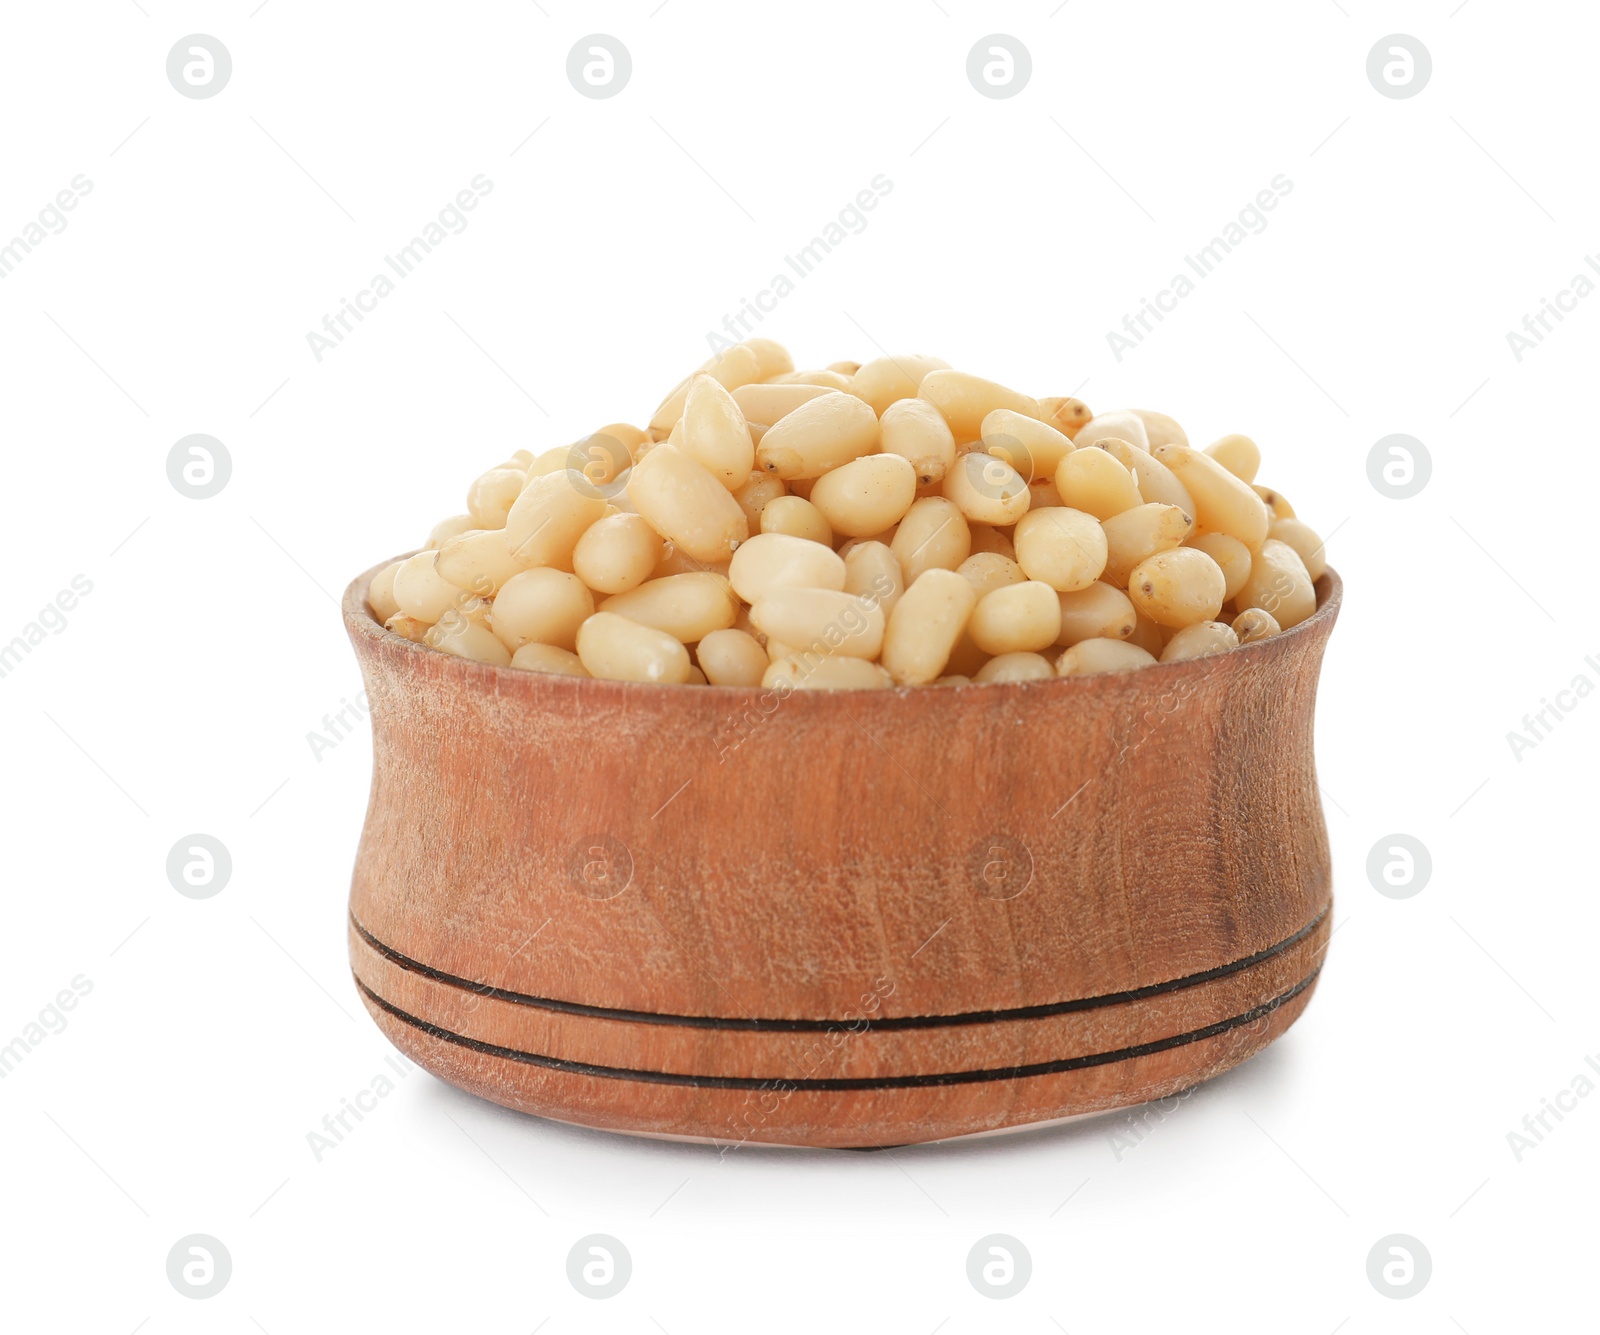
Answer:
352;969;1320;1091
350;904;1327;1032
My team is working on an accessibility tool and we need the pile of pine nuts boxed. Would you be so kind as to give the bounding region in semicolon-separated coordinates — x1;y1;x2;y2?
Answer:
366;339;1328;687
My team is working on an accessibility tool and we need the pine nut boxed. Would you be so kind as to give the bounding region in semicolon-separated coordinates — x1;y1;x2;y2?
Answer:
982;409;1076;481
426;612;512;667
565;433;631;491
467;467;527;529
760;495;833;545
1096;438;1194;514
649;375;694;433
505;470;609;568
491;568;595;652
648;345;765;434
881;568;978;685
1255;485;1296;521
385;613;431;643
891;497;972;585
577;611;693;683
1131;409;1189;449
1073;410;1150;452
1055;582;1138;647
934;451;1024;525
600;572;738;643
1013;507;1109;592
743;337;795;380
879;397;958;485
941;451;1030;526
749;588;886;660
809;453;918;538
628;445;749;563
958;552;1027;599
1232;607;1281;644
1037;396;1093;438
728;531;847;604
1205;433;1261;483
763;653;894;691
436;527;532;596
842;540;905;619
1160;620;1239;662
527;447;575;480
1236;538;1316;629
974;651;1056;683
703;342;764;392
696;627;768;686
1268;517;1327;581
1056;447;1143;520
1151;445;1270;548
572;512;664;595
368;561;403;624
968;580;1062;655
510;643;590;676
1185;531;1252;601
771;368;856;392
731;382;834;429
427;514;476;549
393;551;470;623
1056;637;1156;676
1128;547;1228;628
1100;503;1194;587
853;354;950;416
918;370;1039;443
683;374;756;489
756;391;879;479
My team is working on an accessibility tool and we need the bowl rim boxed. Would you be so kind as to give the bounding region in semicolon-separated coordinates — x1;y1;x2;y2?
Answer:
343;555;1341;704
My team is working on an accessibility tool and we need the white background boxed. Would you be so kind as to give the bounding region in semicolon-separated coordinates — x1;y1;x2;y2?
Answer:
2;1;1595;1330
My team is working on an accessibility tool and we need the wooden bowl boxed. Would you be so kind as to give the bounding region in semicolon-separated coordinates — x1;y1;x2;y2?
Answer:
343;561;1341;1148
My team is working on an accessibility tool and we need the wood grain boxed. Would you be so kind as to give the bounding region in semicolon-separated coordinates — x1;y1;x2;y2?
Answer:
342;560;1342;1147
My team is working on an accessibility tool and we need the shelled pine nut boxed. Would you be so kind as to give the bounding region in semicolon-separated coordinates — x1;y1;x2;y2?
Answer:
371;337;1329;687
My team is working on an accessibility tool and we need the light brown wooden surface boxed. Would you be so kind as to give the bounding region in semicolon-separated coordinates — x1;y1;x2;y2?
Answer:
343;561;1341;1147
